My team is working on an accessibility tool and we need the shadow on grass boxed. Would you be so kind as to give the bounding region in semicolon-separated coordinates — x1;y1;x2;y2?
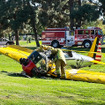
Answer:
0;70;65;80
0;70;52;79
0;71;30;78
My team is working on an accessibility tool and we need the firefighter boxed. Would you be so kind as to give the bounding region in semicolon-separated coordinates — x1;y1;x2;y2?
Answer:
36;45;67;79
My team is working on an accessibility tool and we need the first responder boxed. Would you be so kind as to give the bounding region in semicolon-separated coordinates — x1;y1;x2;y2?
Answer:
36;45;67;79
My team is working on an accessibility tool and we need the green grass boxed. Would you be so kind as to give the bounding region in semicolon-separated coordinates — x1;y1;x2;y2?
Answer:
1;41;105;105
19;40;42;47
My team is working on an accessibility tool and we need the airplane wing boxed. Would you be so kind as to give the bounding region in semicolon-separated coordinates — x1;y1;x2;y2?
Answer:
90;60;105;65
1;45;105;84
48;68;105;84
0;45;33;62
65;69;105;84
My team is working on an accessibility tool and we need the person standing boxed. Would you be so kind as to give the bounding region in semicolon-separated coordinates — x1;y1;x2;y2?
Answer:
36;45;66;79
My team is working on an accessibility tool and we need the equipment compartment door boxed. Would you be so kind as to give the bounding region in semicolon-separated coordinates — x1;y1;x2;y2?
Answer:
66;31;75;46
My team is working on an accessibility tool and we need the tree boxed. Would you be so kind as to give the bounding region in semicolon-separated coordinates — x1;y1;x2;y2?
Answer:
17;1;40;47
71;4;100;28
69;0;74;30
69;0;101;29
37;0;101;29
36;0;70;28
0;0;40;46
86;0;105;24
0;0;11;38
0;0;25;45
0;0;104;46
27;1;40;47
98;0;105;24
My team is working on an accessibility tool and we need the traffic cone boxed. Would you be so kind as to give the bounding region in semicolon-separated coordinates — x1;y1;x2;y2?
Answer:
95;39;102;62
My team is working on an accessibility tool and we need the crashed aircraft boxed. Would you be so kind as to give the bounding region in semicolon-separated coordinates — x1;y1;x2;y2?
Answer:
0;37;105;84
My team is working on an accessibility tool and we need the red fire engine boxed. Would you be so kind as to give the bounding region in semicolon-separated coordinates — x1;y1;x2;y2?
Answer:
42;27;103;48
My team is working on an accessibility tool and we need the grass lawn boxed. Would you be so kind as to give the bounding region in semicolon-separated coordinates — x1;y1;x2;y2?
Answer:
19;40;42;47
0;41;105;105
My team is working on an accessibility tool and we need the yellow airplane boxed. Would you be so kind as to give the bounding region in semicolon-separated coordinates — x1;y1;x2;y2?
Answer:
0;37;105;84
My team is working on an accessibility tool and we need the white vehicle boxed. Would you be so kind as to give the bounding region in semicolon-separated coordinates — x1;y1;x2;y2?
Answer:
0;38;14;45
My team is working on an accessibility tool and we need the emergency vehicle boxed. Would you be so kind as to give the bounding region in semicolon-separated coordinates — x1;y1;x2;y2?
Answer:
42;27;103;48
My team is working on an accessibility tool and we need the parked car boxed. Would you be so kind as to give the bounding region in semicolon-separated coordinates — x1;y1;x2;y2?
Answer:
0;38;14;45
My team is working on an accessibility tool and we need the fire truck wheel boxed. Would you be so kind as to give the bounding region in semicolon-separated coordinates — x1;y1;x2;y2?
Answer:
83;41;92;48
51;41;59;48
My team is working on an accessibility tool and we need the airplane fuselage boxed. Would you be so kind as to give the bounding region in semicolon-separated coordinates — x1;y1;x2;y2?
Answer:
64;51;94;68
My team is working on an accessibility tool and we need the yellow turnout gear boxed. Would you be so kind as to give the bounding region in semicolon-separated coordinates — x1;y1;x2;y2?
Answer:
36;45;66;78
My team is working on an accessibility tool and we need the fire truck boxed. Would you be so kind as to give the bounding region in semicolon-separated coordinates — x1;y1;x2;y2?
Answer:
42;27;103;48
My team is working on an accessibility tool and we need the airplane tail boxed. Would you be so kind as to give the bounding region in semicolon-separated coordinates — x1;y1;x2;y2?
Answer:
88;37;102;61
